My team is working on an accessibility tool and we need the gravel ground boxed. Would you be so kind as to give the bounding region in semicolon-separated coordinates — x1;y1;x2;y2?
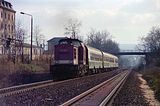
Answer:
0;70;120;106
112;71;155;106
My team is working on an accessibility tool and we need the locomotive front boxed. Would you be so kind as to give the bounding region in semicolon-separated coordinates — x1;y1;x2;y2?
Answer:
51;38;87;78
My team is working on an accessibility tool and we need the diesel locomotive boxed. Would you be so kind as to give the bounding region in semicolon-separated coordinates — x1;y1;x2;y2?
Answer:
50;38;118;79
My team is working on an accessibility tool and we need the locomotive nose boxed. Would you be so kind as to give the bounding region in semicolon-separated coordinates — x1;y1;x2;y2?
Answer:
54;44;78;65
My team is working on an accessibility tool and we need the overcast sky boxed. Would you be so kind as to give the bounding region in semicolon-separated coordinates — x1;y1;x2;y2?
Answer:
8;0;160;44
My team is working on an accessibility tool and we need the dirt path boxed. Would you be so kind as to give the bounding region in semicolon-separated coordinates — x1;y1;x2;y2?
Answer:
138;74;160;106
112;71;160;106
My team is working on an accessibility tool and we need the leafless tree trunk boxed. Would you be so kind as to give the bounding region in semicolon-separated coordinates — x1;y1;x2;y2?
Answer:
64;18;82;39
34;25;45;47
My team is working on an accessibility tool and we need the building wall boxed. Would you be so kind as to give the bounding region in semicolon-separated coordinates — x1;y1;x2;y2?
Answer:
48;42;54;54
22;46;44;60
14;42;44;61
0;0;15;54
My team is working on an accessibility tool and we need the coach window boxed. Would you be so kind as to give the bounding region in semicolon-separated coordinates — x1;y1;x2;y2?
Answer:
91;56;94;60
111;58;114;62
110;58;112;62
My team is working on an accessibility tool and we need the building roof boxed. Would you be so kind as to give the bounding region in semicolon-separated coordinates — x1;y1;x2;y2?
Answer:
0;0;16;13
23;43;41;48
15;43;42;48
47;37;67;42
47;37;68;46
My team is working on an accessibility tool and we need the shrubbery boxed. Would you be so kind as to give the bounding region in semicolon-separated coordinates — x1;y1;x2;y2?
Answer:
0;55;51;88
142;67;160;101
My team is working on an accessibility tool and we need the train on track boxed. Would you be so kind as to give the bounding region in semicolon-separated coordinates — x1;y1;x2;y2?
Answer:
50;38;118;79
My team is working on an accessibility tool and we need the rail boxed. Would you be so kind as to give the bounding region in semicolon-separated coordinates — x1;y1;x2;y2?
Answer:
61;70;130;106
0;80;53;97
0;71;116;98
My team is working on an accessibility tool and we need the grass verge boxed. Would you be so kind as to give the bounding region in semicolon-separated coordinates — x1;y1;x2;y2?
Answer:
142;67;160;101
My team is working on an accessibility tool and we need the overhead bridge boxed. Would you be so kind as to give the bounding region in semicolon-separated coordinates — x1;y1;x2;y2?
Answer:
111;50;151;65
111;50;151;56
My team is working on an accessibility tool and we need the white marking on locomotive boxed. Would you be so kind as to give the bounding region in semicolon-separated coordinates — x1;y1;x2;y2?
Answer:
55;60;73;64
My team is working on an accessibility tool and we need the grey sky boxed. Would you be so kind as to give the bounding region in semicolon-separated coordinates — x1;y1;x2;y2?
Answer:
8;0;160;44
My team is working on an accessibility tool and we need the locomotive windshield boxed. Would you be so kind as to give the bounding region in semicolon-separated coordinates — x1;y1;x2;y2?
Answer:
59;39;81;47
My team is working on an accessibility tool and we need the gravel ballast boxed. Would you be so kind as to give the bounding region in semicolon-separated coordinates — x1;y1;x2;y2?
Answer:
0;70;120;106
112;71;160;106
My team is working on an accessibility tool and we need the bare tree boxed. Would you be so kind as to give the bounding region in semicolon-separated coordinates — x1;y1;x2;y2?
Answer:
16;20;28;41
102;39;120;53
87;29;119;53
87;29;108;50
41;36;46;49
15;20;28;62
34;25;45;47
64;18;82;39
141;27;160;52
140;26;160;66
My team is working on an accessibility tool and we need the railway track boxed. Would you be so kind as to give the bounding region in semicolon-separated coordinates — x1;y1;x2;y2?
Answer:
61;70;130;106
0;80;53;97
0;70;123;105
0;71;117;98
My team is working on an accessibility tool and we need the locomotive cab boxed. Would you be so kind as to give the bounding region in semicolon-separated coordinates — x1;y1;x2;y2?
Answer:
54;39;79;65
